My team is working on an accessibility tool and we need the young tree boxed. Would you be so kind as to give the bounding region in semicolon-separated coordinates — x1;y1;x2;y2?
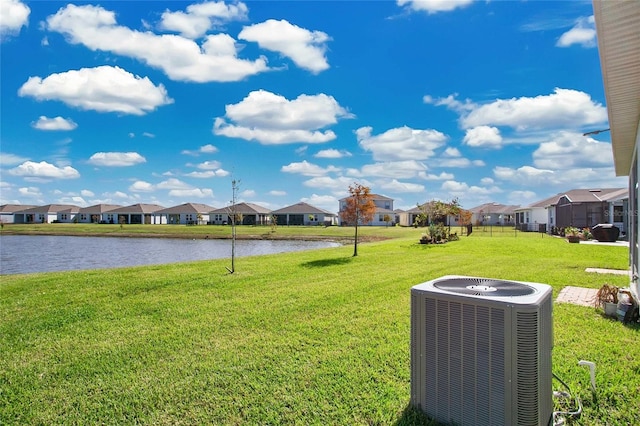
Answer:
339;183;376;256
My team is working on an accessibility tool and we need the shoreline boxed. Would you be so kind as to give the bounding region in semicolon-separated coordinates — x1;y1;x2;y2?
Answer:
0;229;370;245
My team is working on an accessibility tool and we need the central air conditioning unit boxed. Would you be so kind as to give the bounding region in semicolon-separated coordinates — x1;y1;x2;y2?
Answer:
410;275;553;426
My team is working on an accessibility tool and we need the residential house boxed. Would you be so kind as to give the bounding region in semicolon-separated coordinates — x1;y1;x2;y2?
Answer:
156;203;216;225
338;193;394;226
271;202;338;226
593;0;640;303
77;204;122;223
209;202;272;225
12;204;79;224
550;188;627;230
514;194;561;232
108;203;166;224
57;206;81;223
397;202;458;228
0;204;37;224
469;203;518;226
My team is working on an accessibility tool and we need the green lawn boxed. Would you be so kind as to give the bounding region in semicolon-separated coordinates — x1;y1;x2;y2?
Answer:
1;229;638;425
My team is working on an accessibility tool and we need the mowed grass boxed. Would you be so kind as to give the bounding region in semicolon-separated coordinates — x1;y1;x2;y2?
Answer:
1;229;638;425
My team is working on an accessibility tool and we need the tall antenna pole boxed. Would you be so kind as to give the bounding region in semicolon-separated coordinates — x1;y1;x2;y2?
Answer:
226;178;239;274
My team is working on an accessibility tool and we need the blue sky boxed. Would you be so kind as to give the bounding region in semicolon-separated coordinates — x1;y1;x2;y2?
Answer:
0;0;625;213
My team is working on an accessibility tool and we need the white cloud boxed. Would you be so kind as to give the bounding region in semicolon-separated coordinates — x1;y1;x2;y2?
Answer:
159;1;248;39
397;0;474;14
142;132;155;138
182;144;219;156
157;178;191;190
18;186;42;197
32;116;78;131
532;131;613;169
19;66;173;115
441;180;500;196
169;188;214;198
460;88;607;131
356;126;448;161
463;126;503;148
427;89;607;133
493;165;556;186
88;152;146;167
239;19;330;73
0;152;29;166
437;158;485;168
195;160;222;170
214;90;352;145
199;144;218;153
356;160;428;179
443;147;462;157
314;148;352;159
185;169;229;178
422;171;455;181
557;16;596;48
241;189;256;198
129;181;154;192
508;190;538;206
300;193;339;213
80;189;95;197
9;161;80;179
303;176;370;195
0;0;30;38
46;4;269;83
281;160;340;177
377;179;425;193
480;177;494;185
269;190;287;196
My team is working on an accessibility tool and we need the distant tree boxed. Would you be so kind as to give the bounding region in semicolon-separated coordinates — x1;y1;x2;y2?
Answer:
339;183;376;256
270;214;278;233
383;214;392;227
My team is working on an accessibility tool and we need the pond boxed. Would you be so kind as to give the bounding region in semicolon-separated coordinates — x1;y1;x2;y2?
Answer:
0;235;340;275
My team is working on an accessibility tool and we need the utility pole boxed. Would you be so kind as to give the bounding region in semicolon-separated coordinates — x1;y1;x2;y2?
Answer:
226;179;239;274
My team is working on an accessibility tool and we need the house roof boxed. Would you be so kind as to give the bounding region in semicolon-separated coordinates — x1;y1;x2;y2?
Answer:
108;203;165;214
553;188;627;204
271;202;336;216
210;202;271;215
593;1;640;176
15;204;80;214
0;204;37;213
515;188;628;211
339;193;393;202
468;203;519;215
156;203;216;214
78;204;123;214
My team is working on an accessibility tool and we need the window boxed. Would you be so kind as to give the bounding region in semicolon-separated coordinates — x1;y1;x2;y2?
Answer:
613;205;624;221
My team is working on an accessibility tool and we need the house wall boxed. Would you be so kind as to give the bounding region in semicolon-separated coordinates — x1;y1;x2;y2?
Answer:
0;213;16;224
630;123;640;305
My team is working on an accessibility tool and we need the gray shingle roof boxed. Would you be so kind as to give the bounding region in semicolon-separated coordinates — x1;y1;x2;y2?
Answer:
271;202;335;215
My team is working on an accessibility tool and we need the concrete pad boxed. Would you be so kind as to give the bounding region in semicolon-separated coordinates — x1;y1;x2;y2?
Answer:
585;267;629;275
556;286;598;307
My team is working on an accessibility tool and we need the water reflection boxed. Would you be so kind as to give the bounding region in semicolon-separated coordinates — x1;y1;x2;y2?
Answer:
0;235;339;275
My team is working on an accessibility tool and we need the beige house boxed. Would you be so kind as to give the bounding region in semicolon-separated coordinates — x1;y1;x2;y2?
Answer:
77;204;122;223
0;204;37;224
108;203;166;224
156;203;216;225
209;202;272;225
271;202;338;226
338;193;394;226
13;204;79;224
593;0;640;305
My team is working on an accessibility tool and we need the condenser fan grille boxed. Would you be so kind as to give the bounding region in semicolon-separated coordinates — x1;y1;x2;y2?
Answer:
433;277;537;297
